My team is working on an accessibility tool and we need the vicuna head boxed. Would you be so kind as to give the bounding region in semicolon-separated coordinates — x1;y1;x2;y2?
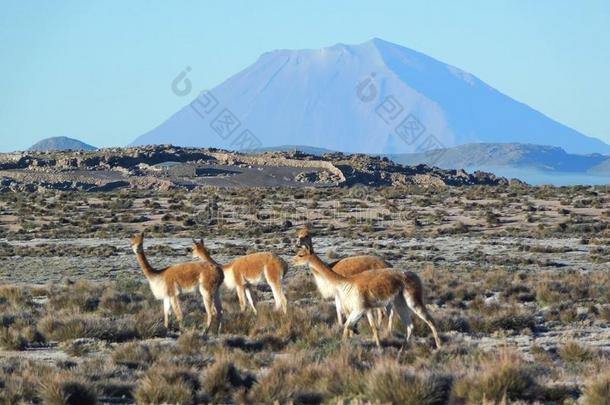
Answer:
191;238;210;260
292;246;313;266
296;226;313;253
130;232;145;254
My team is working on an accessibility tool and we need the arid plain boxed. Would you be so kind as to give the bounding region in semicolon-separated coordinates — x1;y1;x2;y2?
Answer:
1;184;609;404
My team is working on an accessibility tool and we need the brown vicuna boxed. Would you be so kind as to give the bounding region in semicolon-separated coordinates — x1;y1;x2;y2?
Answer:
130;233;224;333
296;227;390;275
296;226;390;325
192;239;288;314
292;246;441;349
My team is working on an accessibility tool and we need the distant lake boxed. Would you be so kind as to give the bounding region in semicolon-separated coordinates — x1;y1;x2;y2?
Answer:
468;167;609;186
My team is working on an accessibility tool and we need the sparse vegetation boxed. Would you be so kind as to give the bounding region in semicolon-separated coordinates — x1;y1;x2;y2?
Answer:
0;184;609;402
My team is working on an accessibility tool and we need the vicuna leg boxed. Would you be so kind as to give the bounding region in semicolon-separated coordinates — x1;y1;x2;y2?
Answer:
342;310;365;341
269;282;287;314
405;293;441;349
170;296;184;327
385;305;395;336
244;287;257;314
366;311;381;347
265;266;288;314
163;297;171;328
334;295;344;326
200;288;214;334
375;308;384;328
235;285;247;312
392;295;413;342
214;288;223;334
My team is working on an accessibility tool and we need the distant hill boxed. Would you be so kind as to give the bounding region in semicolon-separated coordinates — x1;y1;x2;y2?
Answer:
28;137;97;152
386;143;610;174
132;38;610;155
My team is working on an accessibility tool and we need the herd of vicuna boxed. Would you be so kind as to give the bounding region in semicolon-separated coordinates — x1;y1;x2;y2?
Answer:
130;227;441;349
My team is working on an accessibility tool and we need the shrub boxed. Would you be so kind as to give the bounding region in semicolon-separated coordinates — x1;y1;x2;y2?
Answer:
48;282;101;312
599;305;610;322
38;374;97;405
246;354;305;403
134;365;199;405
176;330;206;355
559;341;592;364
367;360;450;405
0;285;29;307
133;308;167;339
98;289;139;315
583;369;610;405
112;342;154;369
0;328;28;350
451;351;541;403
39;314;136;342
202;357;254;401
535;282;563;306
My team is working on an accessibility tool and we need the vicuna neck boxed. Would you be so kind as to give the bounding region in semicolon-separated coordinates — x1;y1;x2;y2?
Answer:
195;249;221;268
133;246;157;279
306;254;345;284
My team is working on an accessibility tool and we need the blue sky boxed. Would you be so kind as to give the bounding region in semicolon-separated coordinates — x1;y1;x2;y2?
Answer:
1;0;609;152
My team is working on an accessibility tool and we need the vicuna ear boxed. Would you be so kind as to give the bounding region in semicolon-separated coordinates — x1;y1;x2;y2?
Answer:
200;238;204;246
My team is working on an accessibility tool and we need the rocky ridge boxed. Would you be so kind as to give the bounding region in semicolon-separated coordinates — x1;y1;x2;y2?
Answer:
0;145;523;192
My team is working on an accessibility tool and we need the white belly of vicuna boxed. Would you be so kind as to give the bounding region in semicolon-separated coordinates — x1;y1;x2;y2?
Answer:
223;268;237;290
179;285;198;294
149;278;167;300
339;284;362;312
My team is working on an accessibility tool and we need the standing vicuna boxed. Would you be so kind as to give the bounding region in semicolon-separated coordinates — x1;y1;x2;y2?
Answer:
191;239;288;314
292;246;441;349
130;233;224;333
296;226;390;325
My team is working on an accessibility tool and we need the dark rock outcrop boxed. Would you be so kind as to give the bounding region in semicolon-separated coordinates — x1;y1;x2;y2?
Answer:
0;145;523;192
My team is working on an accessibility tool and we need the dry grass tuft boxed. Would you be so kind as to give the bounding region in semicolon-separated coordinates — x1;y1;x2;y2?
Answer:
451;350;541;403
202;356;255;402
559;341;592;364
583;369;610;405
176;329;207;354
367;359;450;405
0;328;28;350
133;364;200;405
0;285;30;307
39;313;136;342
133;308;167;339
112;341;155;368
38;373;97;405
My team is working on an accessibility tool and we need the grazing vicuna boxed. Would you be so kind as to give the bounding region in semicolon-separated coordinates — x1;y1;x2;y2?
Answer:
130;233;224;333
292;246;441;349
192;239;288;314
296;226;390;325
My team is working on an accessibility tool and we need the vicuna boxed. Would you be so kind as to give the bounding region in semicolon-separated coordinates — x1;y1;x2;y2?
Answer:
296;226;389;325
130;233;224;333
293;246;441;348
192;239;288;314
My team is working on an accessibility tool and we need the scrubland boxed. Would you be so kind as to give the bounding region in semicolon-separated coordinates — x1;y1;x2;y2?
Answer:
0;184;609;404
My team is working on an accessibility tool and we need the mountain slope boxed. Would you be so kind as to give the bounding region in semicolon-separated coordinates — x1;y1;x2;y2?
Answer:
28;136;97;152
132;38;609;155
387;143;610;174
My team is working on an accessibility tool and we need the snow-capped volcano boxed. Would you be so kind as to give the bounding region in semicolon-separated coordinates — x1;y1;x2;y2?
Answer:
131;38;609;155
